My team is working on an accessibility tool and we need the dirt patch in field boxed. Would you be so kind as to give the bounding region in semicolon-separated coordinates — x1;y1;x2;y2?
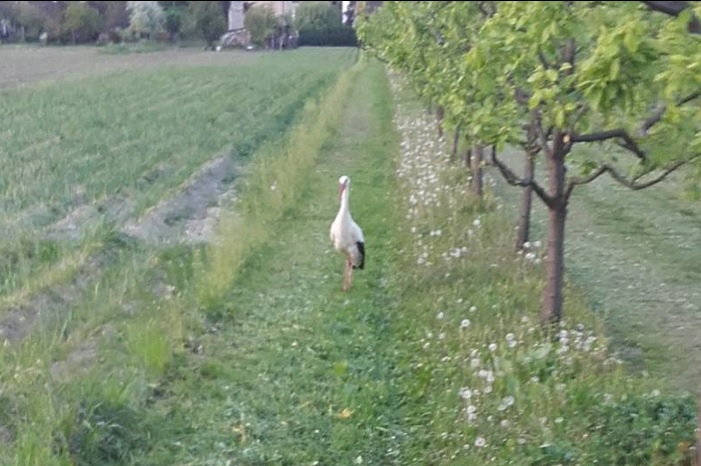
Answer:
0;151;243;348
46;194;135;242
0;46;255;89
122;154;241;245
0;252;107;344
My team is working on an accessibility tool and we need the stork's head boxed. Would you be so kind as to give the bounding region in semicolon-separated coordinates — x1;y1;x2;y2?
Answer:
338;175;350;200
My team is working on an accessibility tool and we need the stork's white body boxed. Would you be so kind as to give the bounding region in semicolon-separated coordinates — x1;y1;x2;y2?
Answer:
330;176;365;291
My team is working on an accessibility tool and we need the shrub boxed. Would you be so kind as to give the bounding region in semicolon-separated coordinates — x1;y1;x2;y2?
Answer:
126;1;165;40
244;5;277;48
186;1;227;49
294;1;341;33
61;2;103;44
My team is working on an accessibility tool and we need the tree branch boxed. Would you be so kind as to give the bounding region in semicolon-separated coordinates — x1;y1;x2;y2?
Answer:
639;91;701;136
642;1;701;34
537;48;553;70
565;165;609;199
490;147;555;208
536;117;553;158
570;128;646;159
643;1;690;16
566;155;699;200
477;1;497;17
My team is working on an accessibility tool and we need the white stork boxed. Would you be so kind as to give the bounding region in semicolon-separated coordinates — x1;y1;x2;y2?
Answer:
330;175;365;292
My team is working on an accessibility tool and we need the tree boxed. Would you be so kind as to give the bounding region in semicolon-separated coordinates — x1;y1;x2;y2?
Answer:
472;2;699;327
358;1;701;328
62;2;103;43
164;7;183;40
92;1;131;32
14;1;47;41
294;1;341;33
357;2;489;197
126;0;165;39
244;4;276;48
186;1;226;48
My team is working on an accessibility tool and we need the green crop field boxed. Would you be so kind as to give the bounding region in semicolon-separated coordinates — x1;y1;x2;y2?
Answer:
0;47;355;317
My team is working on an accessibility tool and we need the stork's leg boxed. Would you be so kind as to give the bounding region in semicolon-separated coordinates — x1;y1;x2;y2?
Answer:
343;258;351;291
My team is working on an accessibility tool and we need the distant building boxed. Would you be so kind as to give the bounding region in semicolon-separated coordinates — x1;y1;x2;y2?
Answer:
228;1;245;31
245;1;296;18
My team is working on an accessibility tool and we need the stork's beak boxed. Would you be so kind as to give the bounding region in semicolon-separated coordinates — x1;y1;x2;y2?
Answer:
338;183;344;202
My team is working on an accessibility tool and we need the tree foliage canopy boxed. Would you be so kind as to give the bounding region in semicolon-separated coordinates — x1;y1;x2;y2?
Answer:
244;4;277;47
187;1;227;47
357;1;701;324
294;1;341;33
126;1;166;38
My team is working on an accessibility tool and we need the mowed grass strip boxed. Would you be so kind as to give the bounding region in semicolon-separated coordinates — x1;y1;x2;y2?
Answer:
0;48;356;307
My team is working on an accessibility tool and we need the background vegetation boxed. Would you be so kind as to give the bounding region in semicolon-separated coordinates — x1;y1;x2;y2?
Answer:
0;1;358;49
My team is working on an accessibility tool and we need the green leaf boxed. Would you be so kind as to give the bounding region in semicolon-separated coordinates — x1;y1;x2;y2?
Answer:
527;68;543;84
623;32;639;54
609;59;620;81
529;91;543;110
554;107;565;128
546;69;559;83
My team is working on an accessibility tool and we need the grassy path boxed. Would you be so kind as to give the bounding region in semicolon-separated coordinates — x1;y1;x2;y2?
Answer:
490;151;701;393
565;174;701;393
143;60;408;465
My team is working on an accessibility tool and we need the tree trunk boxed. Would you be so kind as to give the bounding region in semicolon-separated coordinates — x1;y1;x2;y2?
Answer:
515;151;535;251
436;105;445;139
540;134;567;328
450;128;460;163
470;145;483;197
463;147;471;168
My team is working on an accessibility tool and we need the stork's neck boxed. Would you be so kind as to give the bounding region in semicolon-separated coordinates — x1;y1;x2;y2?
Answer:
339;187;351;216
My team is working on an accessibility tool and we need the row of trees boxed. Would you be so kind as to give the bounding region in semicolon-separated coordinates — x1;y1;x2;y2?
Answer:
356;1;701;329
0;1;358;49
0;1;228;47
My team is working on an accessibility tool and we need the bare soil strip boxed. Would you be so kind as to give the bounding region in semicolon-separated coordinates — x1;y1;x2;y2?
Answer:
0;151;244;345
